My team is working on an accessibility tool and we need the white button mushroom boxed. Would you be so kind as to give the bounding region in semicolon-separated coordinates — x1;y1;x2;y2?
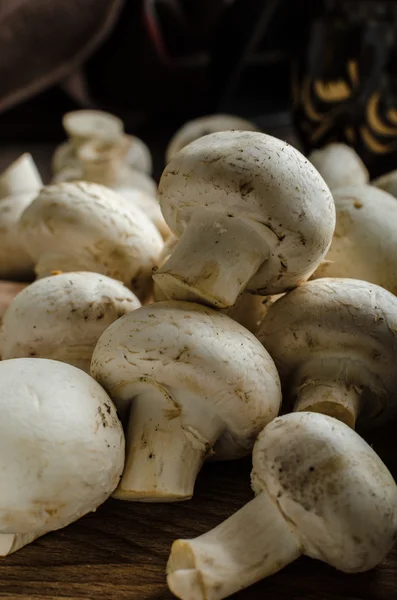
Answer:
0;272;141;372
18;182;164;301
165;113;259;163
167;412;397;600
0;358;125;556
373;169;397;197
0;154;43;280
0;153;43;198
90;301;281;501
76;138;165;236
52;109;124;174
308;143;369;190
258;278;397;428
153;131;335;308
52;110;152;176
312;184;397;294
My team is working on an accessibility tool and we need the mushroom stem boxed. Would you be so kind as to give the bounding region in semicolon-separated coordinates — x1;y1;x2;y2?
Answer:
167;490;302;600
293;381;361;428
153;211;269;308
79;139;130;187
113;382;225;501
0;532;42;556
83;159;120;188
0;154;42;199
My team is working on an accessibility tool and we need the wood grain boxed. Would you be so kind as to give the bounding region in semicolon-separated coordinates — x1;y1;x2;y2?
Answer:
0;422;396;600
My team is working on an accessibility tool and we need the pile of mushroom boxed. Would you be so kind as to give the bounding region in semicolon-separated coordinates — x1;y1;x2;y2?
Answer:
0;272;141;372
0;358;124;556
167;412;397;600
18;181;163;301
0;112;396;600
0;153;43;280
91;301;281;500
154;131;335;308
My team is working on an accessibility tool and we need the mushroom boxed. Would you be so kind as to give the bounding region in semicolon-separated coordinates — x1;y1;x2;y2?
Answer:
18;181;164;301
0;357;124;556
153;235;273;332
373;169;397;198
0;272;141;372
52;110;152;175
167;411;397;600
0;153;42;198
165;114;259;163
90;301;281;501
308;143;369;190
153;131;335;309
52;109;124;173
312;185;397;295
0;154;43;280
76;138;165;235
257;278;397;429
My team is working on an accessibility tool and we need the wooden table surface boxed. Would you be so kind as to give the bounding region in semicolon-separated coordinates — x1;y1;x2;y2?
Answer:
0;144;396;600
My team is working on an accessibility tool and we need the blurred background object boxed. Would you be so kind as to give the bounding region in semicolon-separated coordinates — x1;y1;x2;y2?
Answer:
0;0;396;178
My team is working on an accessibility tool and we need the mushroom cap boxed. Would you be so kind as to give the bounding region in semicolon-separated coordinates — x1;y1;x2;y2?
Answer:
91;301;281;459
159;131;335;294
52;165;158;197
116;187;170;239
111;167;158;197
165;114;258;163
19;182;163;296
125;135;152;174
0;358;124;535
258;278;397;427
313;184;397;294
0;192;36;279
373;170;397;198
0;272;141;371
252;412;397;572
0;153;42;199
309;143;369;190
62;110;123;144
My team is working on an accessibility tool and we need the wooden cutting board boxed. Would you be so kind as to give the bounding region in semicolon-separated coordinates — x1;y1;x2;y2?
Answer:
0;283;396;600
